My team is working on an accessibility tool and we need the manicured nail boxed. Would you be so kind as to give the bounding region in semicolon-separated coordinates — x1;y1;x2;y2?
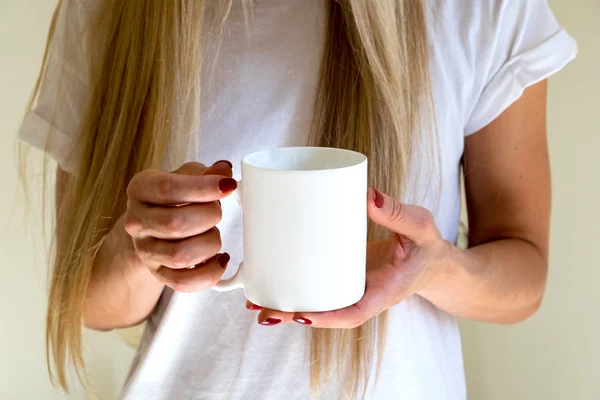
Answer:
246;302;263;311
218;253;230;268
373;189;384;209
213;159;233;169
259;318;281;326
293;317;312;325
218;178;237;194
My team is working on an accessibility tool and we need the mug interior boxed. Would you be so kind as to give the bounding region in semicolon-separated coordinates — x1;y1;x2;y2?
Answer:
242;147;366;171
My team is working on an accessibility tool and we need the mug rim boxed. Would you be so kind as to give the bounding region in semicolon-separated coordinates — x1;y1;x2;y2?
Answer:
241;146;367;173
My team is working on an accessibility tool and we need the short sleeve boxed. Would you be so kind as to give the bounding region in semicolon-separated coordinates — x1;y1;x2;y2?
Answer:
18;0;89;174
464;0;577;136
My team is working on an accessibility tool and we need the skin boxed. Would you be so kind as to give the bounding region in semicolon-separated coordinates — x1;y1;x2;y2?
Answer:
67;80;550;331
257;80;551;326
79;161;236;330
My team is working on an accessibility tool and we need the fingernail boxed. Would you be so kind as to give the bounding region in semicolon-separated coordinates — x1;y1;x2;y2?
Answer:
218;253;230;268
373;189;384;209
293;317;312;325
246;302;263;311
218;178;237;194
259;318;281;326
213;160;233;169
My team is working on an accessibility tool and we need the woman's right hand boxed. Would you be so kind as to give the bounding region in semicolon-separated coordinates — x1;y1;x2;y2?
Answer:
124;161;237;293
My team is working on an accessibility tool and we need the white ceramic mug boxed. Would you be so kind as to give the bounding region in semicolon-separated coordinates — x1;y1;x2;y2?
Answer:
212;147;367;312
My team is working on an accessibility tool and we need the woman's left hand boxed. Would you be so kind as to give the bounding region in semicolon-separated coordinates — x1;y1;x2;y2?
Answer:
248;188;455;327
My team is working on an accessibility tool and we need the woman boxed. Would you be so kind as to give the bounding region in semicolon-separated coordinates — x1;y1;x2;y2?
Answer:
19;0;577;399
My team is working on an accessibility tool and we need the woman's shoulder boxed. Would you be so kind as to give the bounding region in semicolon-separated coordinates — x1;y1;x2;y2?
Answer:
426;0;564;53
426;0;571;83
60;0;101;30
425;0;576;136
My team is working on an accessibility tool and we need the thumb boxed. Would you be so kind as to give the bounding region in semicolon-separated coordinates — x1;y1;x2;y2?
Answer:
172;162;207;176
172;160;233;178
367;188;439;244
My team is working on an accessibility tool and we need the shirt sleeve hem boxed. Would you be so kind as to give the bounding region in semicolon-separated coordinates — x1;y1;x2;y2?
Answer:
464;29;578;136
18;110;78;174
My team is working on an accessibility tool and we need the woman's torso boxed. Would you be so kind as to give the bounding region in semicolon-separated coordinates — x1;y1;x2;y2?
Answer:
118;0;531;398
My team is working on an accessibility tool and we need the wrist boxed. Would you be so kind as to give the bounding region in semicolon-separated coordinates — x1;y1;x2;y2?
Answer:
417;240;473;299
101;215;146;279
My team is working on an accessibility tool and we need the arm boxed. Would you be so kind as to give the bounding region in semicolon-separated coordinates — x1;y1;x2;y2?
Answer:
421;80;550;323
83;216;165;331
56;168;164;331
58;160;234;331
261;81;550;327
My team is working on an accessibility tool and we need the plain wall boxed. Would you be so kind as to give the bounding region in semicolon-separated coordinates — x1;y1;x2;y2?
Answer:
1;0;598;399
0;1;135;399
459;0;600;399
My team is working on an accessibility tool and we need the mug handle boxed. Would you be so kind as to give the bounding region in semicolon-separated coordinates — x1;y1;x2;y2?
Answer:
212;181;245;292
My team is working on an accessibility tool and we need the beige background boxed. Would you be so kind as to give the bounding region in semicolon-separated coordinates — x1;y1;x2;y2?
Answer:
459;1;600;399
1;0;597;399
0;2;134;399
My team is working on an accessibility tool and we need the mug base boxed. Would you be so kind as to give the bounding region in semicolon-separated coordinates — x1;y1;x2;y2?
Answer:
245;288;365;313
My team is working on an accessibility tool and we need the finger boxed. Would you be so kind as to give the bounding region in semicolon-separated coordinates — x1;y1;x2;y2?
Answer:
172;160;233;178
245;300;263;311
256;308;294;326
172;162;207;176
203;160;233;178
367;188;439;245
154;252;231;293
291;267;397;329
125;201;221;239
128;170;237;205
135;228;222;269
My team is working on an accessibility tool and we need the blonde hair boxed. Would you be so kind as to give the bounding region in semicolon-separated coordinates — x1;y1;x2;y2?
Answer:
26;0;433;397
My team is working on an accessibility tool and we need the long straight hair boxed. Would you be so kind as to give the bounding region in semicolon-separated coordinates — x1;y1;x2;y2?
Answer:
25;0;433;397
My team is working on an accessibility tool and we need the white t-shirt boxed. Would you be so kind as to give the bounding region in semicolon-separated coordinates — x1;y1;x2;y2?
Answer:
19;1;577;399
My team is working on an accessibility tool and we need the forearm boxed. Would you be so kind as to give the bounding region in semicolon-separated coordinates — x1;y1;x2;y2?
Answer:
83;215;164;330
419;238;548;324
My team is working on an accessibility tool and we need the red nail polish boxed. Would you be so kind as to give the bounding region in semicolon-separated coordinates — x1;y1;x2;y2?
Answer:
259;318;281;326
293;317;312;325
218;253;230;268
218;178;237;194
214;159;233;169
373;189;384;209
246;302;263;311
